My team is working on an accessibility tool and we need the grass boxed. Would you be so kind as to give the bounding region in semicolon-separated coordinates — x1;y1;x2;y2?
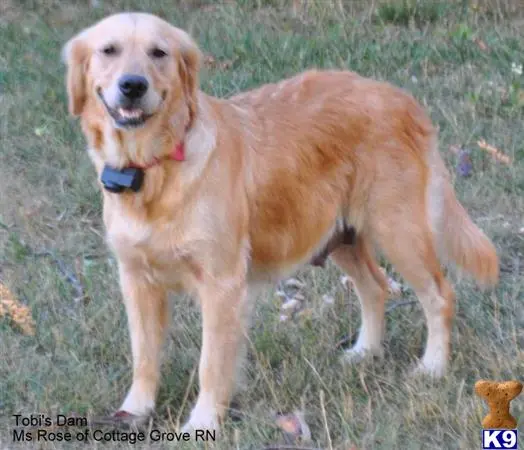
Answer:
0;0;523;448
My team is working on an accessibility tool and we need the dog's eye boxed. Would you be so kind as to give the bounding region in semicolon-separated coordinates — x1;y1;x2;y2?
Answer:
101;45;117;56
150;48;167;59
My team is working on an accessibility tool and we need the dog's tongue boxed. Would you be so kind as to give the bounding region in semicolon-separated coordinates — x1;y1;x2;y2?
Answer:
118;108;143;119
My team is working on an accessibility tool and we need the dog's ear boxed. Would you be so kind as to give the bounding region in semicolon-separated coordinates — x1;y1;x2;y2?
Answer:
172;28;203;127
62;34;89;117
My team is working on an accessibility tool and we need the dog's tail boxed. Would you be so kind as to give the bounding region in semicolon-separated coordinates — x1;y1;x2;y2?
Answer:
428;144;499;288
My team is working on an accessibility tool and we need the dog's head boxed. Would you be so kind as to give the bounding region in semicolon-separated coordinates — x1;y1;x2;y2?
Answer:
62;13;202;131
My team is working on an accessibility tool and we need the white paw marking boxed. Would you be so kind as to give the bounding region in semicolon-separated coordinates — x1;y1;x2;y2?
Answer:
181;409;219;433
119;385;155;417
411;359;447;378
182;394;220;433
342;344;383;364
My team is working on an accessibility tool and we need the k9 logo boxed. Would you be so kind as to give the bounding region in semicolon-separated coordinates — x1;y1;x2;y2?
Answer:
482;430;518;449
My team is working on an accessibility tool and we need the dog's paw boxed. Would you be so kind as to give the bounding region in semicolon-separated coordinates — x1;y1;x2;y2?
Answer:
341;344;383;364
119;385;155;418
411;359;447;379
182;405;219;433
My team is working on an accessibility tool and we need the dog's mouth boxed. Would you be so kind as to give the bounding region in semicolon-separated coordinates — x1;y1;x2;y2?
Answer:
97;89;153;129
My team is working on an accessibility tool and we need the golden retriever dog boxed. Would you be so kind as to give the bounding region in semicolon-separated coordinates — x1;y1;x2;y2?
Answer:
62;13;499;431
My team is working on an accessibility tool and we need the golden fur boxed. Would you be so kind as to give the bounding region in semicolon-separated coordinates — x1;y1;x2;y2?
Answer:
63;13;499;431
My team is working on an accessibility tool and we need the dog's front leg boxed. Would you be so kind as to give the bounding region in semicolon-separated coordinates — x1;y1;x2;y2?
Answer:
117;263;168;419
182;277;248;432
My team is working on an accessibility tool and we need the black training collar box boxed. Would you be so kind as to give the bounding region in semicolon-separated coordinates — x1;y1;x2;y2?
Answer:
101;165;144;193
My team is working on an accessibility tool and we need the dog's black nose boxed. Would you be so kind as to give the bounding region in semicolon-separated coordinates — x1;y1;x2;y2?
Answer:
118;74;149;99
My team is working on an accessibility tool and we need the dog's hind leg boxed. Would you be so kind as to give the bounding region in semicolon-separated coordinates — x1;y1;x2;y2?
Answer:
330;236;389;361
371;198;455;377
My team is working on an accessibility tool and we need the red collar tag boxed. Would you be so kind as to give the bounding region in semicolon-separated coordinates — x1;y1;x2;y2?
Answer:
171;142;185;161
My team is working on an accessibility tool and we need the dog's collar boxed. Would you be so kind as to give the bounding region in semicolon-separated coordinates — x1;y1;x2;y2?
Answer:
100;142;185;194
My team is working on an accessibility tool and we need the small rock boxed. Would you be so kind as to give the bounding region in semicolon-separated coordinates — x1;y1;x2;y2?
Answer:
285;278;305;289
322;294;335;304
282;298;300;311
340;275;350;289
387;278;403;297
511;62;523;76
275;289;287;299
